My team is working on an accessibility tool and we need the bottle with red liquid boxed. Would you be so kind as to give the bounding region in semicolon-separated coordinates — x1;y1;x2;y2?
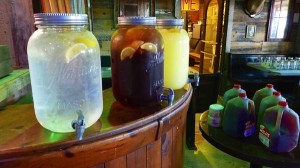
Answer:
257;91;285;130
110;17;173;107
222;92;256;138
253;84;276;114
222;84;245;108
259;101;300;153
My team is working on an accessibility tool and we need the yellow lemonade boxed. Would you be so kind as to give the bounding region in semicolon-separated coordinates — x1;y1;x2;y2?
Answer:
157;20;189;90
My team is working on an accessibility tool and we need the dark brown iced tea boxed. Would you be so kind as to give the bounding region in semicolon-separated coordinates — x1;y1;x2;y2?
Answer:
111;24;164;107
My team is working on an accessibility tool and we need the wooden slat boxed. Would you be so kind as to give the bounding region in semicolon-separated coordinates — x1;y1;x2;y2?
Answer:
161;131;173;168
90;163;105;168
57;0;66;13
0;0;16;66
146;140;161;168
49;0;58;13
172;122;184;168
9;0;35;68
126;147;146;168
200;51;216;57
105;156;126;168
64;0;72;13
41;0;51;13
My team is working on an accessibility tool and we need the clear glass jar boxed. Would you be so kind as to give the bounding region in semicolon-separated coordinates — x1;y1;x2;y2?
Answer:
27;13;103;133
156;19;189;90
110;17;165;107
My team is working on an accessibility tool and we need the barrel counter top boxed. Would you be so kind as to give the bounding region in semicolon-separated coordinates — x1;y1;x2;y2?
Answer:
0;85;192;168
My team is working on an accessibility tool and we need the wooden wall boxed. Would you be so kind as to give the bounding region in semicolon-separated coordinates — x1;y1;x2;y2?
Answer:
0;0;35;68
92;0;115;57
229;0;299;54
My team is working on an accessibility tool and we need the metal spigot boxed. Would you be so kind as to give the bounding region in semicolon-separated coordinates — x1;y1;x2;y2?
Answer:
188;73;200;87
72;110;85;141
158;88;175;106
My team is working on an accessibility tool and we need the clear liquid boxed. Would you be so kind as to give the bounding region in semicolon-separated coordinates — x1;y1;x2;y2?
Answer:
27;28;103;132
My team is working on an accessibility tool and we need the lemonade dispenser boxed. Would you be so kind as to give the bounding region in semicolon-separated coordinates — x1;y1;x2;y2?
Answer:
156;19;189;90
27;13;103;134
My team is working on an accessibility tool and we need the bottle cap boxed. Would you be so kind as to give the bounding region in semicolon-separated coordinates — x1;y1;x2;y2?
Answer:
209;104;224;111
118;17;156;25
266;84;274;88
239;92;247;98
273;91;281;97
278;101;288;107
233;84;241;89
34;13;88;25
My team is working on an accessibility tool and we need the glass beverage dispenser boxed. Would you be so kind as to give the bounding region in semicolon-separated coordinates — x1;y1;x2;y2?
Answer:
156;19;189;90
110;17;173;107
27;13;103;133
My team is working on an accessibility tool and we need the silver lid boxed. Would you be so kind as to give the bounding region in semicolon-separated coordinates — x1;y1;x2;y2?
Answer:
118;17;156;25
156;19;184;26
34;13;88;25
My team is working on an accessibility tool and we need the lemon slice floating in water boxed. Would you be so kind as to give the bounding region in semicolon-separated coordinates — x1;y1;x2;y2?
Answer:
120;47;135;60
140;42;157;54
65;43;87;63
74;37;97;47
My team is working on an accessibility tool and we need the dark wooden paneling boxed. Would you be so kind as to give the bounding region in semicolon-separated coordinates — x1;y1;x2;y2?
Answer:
173;122;184;168
105;156;126;168
0;0;35;67
161;131;173;168
0;0;16;66
126;147;146;168
10;0;35;68
229;0;297;54
146;139;162;168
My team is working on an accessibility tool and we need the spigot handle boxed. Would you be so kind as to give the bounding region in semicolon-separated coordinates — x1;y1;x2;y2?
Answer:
188;73;200;87
72;110;86;141
158;87;175;106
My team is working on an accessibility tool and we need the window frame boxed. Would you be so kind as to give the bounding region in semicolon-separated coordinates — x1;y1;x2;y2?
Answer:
267;0;294;42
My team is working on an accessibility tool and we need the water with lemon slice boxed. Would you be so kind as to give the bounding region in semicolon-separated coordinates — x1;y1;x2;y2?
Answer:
27;29;103;133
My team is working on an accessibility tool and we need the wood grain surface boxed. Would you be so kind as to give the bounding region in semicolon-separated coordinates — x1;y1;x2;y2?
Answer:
0;86;192;167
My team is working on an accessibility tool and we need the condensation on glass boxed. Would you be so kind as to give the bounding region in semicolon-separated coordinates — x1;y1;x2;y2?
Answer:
27;13;103;133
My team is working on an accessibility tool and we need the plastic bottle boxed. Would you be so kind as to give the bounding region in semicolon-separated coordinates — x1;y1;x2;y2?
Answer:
257;91;285;130
208;104;224;127
253;84;276;114
223;84;245;107
222;92;256;138
259;101;300;153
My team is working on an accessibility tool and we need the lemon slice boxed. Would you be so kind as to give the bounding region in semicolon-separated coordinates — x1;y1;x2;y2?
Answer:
74;37;97;47
120;47;135;61
65;43;87;63
140;42;157;54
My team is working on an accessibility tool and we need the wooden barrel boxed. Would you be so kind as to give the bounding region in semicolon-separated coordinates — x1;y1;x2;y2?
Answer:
0;85;192;168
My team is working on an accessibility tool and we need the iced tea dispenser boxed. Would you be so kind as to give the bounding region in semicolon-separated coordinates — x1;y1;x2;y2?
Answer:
110;17;173;107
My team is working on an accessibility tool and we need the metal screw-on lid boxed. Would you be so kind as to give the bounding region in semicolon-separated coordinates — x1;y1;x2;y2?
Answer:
34;13;88;25
118;17;156;25
156;19;184;26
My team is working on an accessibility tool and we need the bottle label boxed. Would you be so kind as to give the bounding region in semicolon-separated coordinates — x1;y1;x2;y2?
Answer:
259;126;270;147
244;121;255;137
